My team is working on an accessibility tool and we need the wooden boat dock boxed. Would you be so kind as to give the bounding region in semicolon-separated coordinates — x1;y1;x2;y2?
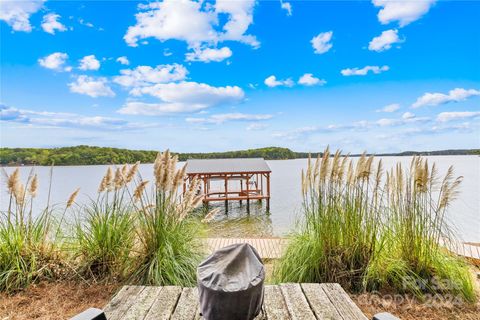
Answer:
104;283;368;320
185;158;272;212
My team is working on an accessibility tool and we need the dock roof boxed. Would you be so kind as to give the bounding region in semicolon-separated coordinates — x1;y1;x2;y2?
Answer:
186;158;271;174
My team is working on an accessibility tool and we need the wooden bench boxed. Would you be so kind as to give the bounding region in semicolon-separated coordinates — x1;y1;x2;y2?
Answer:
104;283;368;320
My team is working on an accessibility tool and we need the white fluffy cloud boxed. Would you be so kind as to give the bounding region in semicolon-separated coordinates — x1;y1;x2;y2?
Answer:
368;29;402;52
0;0;44;32
311;31;333;54
412;88;480;108
341;65;389;76
124;0;259;56
79;55;101;71
216;0;258;46
38;52;71;71
116;56;130;65
0;105;147;131
372;0;436;27
246;123;268;131
402;111;415;120
298;73;326;86
132;81;244;104
186;113;273;124
264;75;294;88
78;18;94;28
114;64;188;88
376;118;399;127
377;103;400;112
118;101;207;115
376;113;430;127
68;75;115;98
280;1;292;16
185;46;232;62
121;81;244;115
437;111;480;122
125;0;215;46
41;13;66;34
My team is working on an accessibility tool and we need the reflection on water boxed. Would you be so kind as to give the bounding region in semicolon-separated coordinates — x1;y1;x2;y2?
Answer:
200;201;274;238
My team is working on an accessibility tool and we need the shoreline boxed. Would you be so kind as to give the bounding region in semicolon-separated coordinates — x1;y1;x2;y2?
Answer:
2;153;479;168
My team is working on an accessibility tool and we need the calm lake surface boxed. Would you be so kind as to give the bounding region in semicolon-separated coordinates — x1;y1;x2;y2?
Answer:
1;156;479;242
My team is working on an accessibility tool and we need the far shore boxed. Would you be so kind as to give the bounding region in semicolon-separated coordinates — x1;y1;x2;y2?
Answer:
1;145;478;167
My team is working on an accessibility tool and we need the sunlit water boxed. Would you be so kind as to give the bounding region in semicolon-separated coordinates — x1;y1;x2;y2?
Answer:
1;156;479;242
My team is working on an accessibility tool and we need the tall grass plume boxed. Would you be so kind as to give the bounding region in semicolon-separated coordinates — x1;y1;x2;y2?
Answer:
274;148;475;301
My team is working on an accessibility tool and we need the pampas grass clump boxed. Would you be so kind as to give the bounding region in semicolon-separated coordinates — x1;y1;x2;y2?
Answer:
0;168;73;292
73;164;136;281
131;150;204;286
274;148;475;302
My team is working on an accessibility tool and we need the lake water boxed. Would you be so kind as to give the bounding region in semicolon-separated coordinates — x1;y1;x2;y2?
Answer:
1;156;479;242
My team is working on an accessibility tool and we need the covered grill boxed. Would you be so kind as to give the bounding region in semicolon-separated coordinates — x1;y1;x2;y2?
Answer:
197;243;265;320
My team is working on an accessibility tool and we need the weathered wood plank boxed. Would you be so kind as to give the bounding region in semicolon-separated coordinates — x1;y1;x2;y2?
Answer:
106;284;368;320
259;239;267;258
263;285;291;320
321;283;368;320
120;286;162;320
104;286;145;320
144;286;182;320
301;283;342;320
171;287;200;320
280;283;316;320
268;239;276;259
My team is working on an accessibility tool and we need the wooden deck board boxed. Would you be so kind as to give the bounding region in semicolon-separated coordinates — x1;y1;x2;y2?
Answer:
203;237;287;260
104;286;145;320
171;287;199;320
321;283;368;320
120;286;162;320
105;283;367;320
280;283;316;320
301;283;342;320
144;286;182;320
263;285;290;320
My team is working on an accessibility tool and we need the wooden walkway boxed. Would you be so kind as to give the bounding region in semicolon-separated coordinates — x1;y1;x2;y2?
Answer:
203;238;480;262
452;242;480;260
204;237;288;259
104;283;368;320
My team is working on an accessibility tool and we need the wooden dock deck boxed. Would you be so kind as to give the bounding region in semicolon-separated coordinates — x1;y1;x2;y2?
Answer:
451;242;480;260
204;238;480;262
204;237;288;260
104;283;368;320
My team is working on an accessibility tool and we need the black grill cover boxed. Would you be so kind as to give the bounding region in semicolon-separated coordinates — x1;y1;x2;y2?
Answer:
197;243;265;320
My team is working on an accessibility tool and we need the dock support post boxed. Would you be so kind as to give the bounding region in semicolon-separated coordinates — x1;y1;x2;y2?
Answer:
239;179;243;206
246;175;250;213
183;177;187;195
266;173;270;212
224;175;228;213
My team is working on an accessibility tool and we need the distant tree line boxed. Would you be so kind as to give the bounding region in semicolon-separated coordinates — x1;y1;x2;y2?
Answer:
0;145;478;166
0;146;298;166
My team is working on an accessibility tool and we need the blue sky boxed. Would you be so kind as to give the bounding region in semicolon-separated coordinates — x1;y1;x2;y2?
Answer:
1;0;479;153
